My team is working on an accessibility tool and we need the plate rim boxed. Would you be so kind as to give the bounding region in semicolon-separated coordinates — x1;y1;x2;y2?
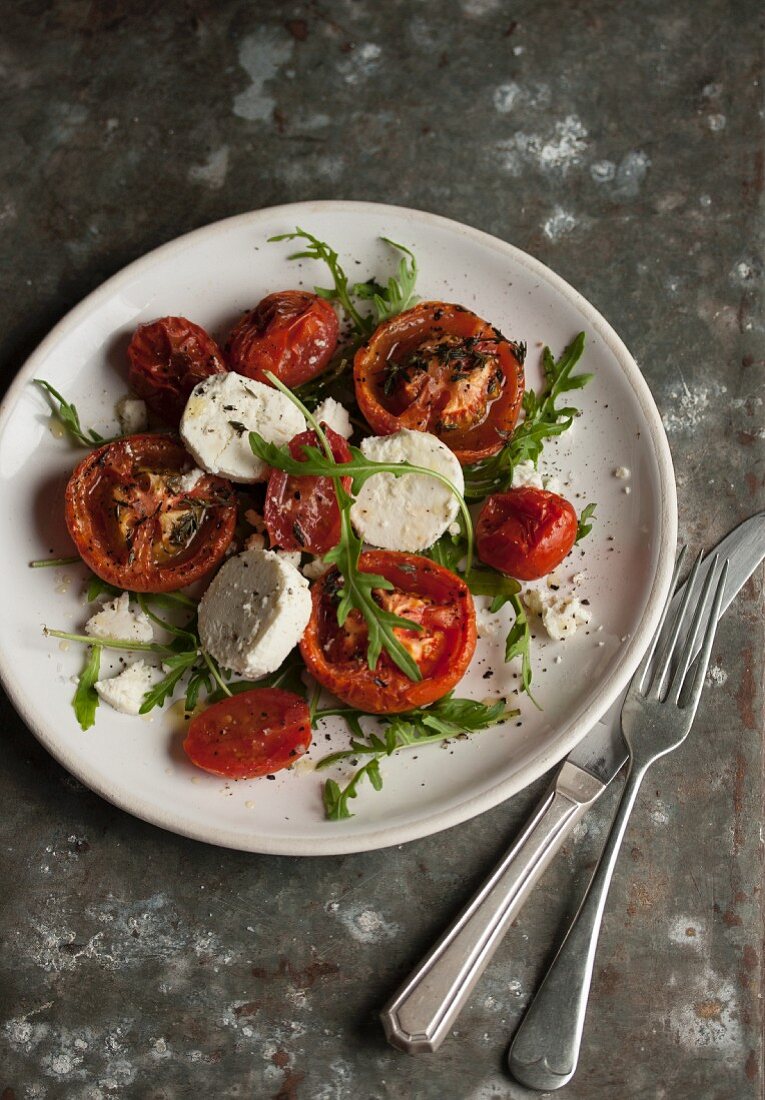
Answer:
0;199;677;856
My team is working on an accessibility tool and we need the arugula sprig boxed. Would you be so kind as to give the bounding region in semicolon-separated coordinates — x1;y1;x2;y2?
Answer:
350;238;418;327
463;333;592;500
73;644;102;731
269;229;418;338
34;380;113;448
576;502;597;542
249;371;473;680
316;693;516;820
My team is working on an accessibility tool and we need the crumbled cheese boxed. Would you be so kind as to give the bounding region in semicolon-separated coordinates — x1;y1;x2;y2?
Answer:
512;460;562;495
115;395;148;435
85;592;153;643
614;466;631;479
244;533;266;551
274;549;302;569
476;608;503;638
522;586;592;640
95;660;165;715
313;397;352;439
244;509;266;533
178;467;205;493
302;558;331;580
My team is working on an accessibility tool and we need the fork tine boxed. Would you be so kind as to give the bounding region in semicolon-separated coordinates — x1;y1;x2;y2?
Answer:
647;548;704;700
633;545;688;693
666;555;720;702
673;560;728;712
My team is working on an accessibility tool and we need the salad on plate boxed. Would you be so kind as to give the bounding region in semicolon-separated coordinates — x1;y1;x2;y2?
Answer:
33;228;596;821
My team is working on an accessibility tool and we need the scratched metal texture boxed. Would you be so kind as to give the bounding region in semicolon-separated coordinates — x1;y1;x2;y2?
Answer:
0;1;762;1098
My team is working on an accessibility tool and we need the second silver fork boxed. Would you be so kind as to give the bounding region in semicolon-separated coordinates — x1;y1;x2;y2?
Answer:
508;548;729;1091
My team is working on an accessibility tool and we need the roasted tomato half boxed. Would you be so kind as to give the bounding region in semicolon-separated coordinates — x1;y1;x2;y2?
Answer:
354;302;525;465
300;551;477;714
264;426;352;556
183;687;311;779
476;488;578;581
226;290;339;389
64;435;237;592
127;316;227;427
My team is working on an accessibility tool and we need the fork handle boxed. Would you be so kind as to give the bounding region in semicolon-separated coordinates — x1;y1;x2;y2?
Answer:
508;759;649;1090
380;761;604;1054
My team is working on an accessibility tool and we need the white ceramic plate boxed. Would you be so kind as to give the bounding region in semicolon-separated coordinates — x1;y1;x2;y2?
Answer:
0;201;676;855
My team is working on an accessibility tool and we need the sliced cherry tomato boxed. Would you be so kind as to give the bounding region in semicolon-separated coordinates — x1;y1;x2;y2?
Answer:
476;488;578;581
183;687;311;779
354;302;525;465
127;316;227;427
264;426;352;555
226;290;339;388
299;551;477;714
64;434;237;592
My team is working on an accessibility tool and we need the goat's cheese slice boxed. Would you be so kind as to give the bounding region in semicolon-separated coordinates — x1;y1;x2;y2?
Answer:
95;661;165;715
180;373;305;483
85;592;153;643
313;397;352;439
198;549;312;678
350;429;464;552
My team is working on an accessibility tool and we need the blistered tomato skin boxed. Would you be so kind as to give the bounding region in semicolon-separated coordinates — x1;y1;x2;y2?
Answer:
127;317;227;427
64;434;237;592
476;488;578;581
299;551;477;714
264;426;352;555
183;688;311;779
226;291;339;389
354;301;525;465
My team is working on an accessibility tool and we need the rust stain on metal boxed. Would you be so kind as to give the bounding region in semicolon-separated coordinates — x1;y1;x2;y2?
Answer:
273;1069;305;1100
723;908;743;927
251;957;340;986
742;944;758;971
596;963;620;995
694;998;723;1019
745;1049;759;1080
272;1049;290;1069
233;1001;259;1017
732;751;748;855
285;18;308;41
737;648;756;729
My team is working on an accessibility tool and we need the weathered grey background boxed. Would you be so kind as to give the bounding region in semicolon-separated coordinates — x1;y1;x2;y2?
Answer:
1;1;762;1097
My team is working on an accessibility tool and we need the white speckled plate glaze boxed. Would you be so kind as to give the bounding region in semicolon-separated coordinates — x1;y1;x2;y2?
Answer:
0;201;676;856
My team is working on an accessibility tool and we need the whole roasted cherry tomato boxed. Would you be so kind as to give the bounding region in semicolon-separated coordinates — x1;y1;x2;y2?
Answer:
64;434;237;592
183;687;311;779
226;291;339;388
300;551;477;714
354;302;525;465
476;487;578;581
264;426;352;555
127;316;227;427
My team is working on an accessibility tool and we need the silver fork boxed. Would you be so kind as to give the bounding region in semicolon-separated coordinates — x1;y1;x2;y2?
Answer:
508;548;729;1091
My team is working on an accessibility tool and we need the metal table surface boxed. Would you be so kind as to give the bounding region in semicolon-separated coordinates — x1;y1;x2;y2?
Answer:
0;2;762;1097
